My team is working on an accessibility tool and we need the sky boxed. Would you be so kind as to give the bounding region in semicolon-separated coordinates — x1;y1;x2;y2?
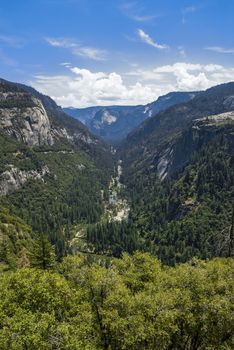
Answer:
0;0;233;108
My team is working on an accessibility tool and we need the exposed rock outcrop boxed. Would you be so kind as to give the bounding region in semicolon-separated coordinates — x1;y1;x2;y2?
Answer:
155;110;234;179
0;165;50;195
0;92;54;146
52;127;96;144
223;96;234;109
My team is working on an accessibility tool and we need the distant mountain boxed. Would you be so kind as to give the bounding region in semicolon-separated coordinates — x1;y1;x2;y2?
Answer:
64;91;199;143
63;106;103;125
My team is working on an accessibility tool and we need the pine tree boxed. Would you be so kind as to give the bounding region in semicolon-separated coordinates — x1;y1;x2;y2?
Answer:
30;234;55;269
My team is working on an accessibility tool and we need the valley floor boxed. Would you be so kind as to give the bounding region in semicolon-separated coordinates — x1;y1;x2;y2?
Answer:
106;160;130;222
69;159;130;255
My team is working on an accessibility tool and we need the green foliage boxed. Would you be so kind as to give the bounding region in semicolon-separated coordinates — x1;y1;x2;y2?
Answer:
86;220;142;257
0;131;113;259
29;234;56;269
120;131;234;264
0;78;114;262
0;253;233;349
0;206;33;269
0;268;93;349
0;134;40;173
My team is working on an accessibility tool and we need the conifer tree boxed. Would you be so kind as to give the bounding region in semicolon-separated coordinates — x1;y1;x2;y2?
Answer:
30;234;55;269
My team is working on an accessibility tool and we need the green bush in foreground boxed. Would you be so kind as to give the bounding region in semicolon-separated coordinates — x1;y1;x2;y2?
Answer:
0;253;233;349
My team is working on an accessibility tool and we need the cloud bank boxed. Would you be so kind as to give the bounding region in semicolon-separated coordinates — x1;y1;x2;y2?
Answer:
30;62;234;108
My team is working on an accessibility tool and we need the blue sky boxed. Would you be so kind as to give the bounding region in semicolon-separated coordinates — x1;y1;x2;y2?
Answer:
0;0;233;107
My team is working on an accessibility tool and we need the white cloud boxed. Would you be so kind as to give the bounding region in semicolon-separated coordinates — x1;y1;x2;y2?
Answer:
72;47;107;61
46;37;77;48
60;62;72;67
156;63;209;90
137;29;168;49
30;62;234;108
31;67;158;107
120;1;156;22
45;37;107;61
129;62;234;91
205;46;234;54
131;15;156;22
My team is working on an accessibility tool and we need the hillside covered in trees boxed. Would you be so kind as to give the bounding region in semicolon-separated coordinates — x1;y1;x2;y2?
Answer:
84;83;234;263
0;79;114;261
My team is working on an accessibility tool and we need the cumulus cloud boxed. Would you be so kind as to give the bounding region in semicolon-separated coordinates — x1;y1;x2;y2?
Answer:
45;37;107;61
128;62;234;91
31;67;158;107
137;29;168;49
155;63;209;90
30;62;234;108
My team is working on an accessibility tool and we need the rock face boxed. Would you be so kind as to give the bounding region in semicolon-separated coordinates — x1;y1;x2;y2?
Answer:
120;81;234;180
51;127;96;145
92;109;118;129
0;91;54;146
0;78;113;200
0;79;102;148
223;96;234;109
0;165;50;195
155;110;234;179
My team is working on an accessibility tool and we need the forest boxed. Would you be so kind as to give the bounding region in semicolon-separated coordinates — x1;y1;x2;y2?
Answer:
0;252;233;350
86;129;234;264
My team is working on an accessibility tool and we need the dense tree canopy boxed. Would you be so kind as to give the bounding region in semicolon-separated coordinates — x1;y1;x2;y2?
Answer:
0;253;233;349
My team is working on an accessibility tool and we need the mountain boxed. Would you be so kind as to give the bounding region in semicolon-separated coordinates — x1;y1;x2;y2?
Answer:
120;82;234;177
114;82;234;264
63;106;104;125
64;91;199;143
1;78;234;266
0;78;114;260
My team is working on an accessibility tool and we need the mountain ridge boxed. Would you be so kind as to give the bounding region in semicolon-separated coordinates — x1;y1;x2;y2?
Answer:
64;91;200;143
119;81;234;178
